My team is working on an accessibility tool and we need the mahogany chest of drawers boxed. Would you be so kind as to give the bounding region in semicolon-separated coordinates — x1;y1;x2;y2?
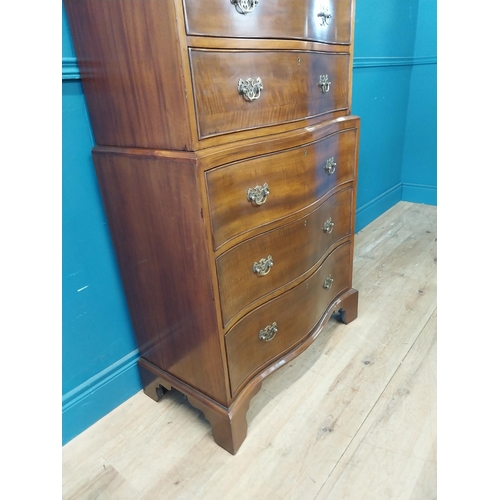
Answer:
65;0;360;454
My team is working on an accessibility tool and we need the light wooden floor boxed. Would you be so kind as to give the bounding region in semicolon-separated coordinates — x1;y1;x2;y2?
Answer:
62;201;437;500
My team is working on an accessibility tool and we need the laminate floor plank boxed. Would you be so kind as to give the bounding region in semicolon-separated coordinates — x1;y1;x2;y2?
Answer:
62;201;437;500
63;456;141;500
315;310;437;500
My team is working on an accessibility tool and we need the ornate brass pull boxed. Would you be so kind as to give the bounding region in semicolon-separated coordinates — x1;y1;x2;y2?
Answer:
253;255;273;276
317;7;333;26
238;77;263;101
319;74;331;93
259;322;278;342
247;183;269;206
323;275;334;290
231;0;259;15
324;157;337;175
323;218;335;234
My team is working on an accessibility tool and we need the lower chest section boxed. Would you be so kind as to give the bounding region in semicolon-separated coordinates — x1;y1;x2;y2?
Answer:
93;116;359;409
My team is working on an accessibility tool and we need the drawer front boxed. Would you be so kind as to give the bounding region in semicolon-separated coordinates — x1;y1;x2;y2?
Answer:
190;50;350;140
217;187;353;326
206;126;358;249
225;241;351;396
183;0;353;45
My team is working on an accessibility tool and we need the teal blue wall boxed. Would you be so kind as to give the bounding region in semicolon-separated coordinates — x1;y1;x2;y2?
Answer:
352;0;437;230
62;5;141;445
401;0;437;204
62;1;437;444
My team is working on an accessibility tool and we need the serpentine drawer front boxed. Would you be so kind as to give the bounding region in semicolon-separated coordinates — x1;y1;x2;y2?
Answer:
216;187;353;326
65;0;360;455
225;241;352;397
183;0;353;44
190;50;350;139
206;126;358;249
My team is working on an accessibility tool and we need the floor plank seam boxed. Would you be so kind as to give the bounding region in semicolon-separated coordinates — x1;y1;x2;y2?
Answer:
313;305;437;499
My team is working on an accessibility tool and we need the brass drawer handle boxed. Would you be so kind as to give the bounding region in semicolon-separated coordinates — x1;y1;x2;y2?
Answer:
231;0;259;15
238;77;263;101
324;157;337;175
323;218;335;234
317;7;333;26
259;322;278;342
319;74;331;93
247;183;269;206
323;275;334;290
253;255;273;276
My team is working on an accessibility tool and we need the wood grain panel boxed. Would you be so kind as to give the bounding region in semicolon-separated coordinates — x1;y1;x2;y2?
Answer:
183;0;353;45
190;50;350;139
225;241;351;396
217;187;353;326
206;126;358;249
92;151;229;404
64;0;193;150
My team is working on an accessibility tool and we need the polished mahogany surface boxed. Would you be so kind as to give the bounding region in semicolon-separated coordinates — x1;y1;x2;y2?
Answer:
64;0;194;151
183;0;353;45
92;151;229;403
216;187;353;327
190;50;350;139
64;0;356;151
225;241;352;397
65;0;360;454
206;126;358;249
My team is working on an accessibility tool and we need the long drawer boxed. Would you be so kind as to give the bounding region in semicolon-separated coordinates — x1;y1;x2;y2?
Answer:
190;50;350;140
225;241;351;396
183;0;353;45
217;187;353;326
206;126;358;249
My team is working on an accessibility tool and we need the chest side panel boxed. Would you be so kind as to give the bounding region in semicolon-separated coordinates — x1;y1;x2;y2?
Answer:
92;151;229;404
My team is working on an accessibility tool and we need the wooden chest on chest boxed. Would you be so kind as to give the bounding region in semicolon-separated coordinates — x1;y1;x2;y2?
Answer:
65;0;360;453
